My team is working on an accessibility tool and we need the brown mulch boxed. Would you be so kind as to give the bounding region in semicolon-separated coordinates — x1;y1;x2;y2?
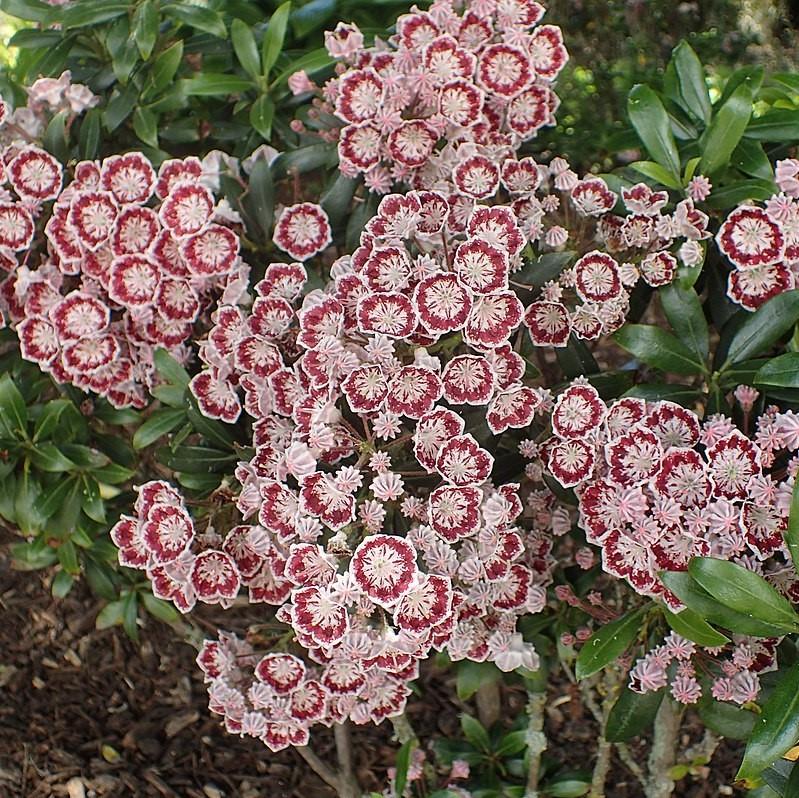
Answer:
0;549;746;798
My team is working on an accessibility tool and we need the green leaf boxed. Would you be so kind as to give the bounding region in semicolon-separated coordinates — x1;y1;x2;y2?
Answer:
142;592;179;623
262;1;292;78
738;665;799;786
122;590;139;641
154;348;190;388
271;142;337;178
163;1;227;37
133;107;159;149
250;94;275;139
93;463;135;485
394;739;415;798
290;0;335;39
460;714;490;752
663;606;729;647
496;730;528;756
43;110;68;162
149;40;183;94
659;284;708;363
104;83;139;131
698;698;756;741
33;399;72;442
157;445;236;472
52;570;74;599
605;686;664;743
186;401;236;450
231;17;261;78
756;353;799;388
320;172;359;228
132;0;159;60
0;0;56;24
614;324;705;376
96;599;125;630
271;47;334;87
719;290;799;369
84;559;118;601
627;85;681;179
671;41;711;124
660;571;794;638
0;373;28;438
699;80;755;176
62;0;128;28
456;660;501;701
704;178;778;210
78;108;102;160
689;557;799;631
623;383;700;406
787;478;799;577
81;476;106;524
732;139;774;181
38;476;79;521
133;407;187;450
241;158;274;240
28;443;75;472
57;540;80;575
575;606;647;680
744;110;799;142
628;160;682;190
182;74;253;96
543;778;591;797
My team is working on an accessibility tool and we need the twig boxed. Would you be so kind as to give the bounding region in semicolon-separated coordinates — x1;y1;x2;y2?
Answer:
616;742;646;785
296;745;342;793
334;722;361;798
645;698;684;798
524;689;548;798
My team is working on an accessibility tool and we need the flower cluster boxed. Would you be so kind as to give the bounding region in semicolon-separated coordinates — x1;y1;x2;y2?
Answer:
295;0;567;194
628;631;778;707
538;380;799;604
717;170;799;311
0;150;247;407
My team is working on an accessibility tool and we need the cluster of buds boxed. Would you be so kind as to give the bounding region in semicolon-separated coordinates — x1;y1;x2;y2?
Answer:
716;166;799;310
0;150;247;407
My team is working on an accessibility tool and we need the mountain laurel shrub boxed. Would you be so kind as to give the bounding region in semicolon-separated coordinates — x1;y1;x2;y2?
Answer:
1;0;799;796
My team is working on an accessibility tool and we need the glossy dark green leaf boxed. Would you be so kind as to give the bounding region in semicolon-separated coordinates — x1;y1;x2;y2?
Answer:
699;80;755;176
690;558;799;631
704;178;778;210
627;85;681;178
52;570;74;599
738;665;799;786
320;172;359;228
262;1;292;78
81;477;106;524
38;476;79;521
132;0;159;60
628;160;682;190
660;571;793;638
732;139;773;180
133;107;159;148
755;353;799;389
605;686;664;742
163;1;227;37
186;401;236;450
623;383;700;406
43;110;68;162
659;284;708;362
32;399;72;442
57;540;80;575
614;324;706;375
719;290;799;369
496;730;528;756
394;738;415;798
0;373;28;438
62;0;128;28
575;606;647;680
78;108;102;160
290;0;336;39
133;407;187;450
10;539;58;570
154;347;190;389
697;698;756;741
122;590;139;641
28;443;75;472
84;559;118;601
456;660;501;701
250;94;275;139
157;445;236;472
787;478;799;577
271;47;334;87
460;714;490;752
663;606;729;647
271;142;336;177
744;109;799;142
96;599;125;630
104;82;138;131
183;74;253;96
149;40;183;94
0;0;56;23
142;592;179;623
543;777;591;797
231;17;260;78
671;41;711;124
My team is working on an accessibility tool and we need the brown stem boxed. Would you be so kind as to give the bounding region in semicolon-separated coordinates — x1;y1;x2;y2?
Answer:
524;689;548;798
296;745;342;793
334;722;361;798
644;698;684;798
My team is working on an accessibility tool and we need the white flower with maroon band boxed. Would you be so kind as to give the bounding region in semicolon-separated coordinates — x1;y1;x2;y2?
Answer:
501;158;542;194
453;155;500;199
356;291;417;339
292;585;349;644
552;383;605;439
342;364;389;412
254;653;306;694
640;251;677;288
486;384;540;434
338;122;382;171
573;251;622;302
396;9;439;48
717;206;785;270
68;190;118;250
289;680;327;723
335;69;384;123
111;206;159;255
547;438;595;488
108;254;159;306
438;80;484;127
62;334;119;374
156;279;200;321
464;291;523;350
728;263;793;311
468;206;524;256
653;449;710;507
413;407;465;471
182;224;239;274
571;179;616;217
442;355;495;405
300;472;356;530
363;246;412;292
413;273;472;333
706;431;760;500
477;43;533;98
529;24;569;79
524;300;571;347
647;402;700;448
110;516;149;569
454;239;509;295
424;35;475;85
506;86;551;138
428;485;481;541
100;152;155;204
190;371;241;423
394;574;453;633
0;204;35;251
189;550;241;603
159;183;214;237
142;503;194;563
386;365;443;419
17;318;59;364
273;203;331;262
155;157;203;199
606;427;662;487
8;147;62;202
350;534;417;607
50;292;109;339
387;121;438;168
436;434;494;486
